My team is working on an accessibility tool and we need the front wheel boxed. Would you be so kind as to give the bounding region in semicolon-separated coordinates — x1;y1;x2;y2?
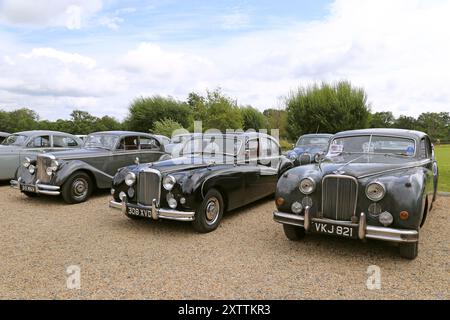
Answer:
399;242;419;260
192;189;224;233
283;224;306;241
61;172;93;204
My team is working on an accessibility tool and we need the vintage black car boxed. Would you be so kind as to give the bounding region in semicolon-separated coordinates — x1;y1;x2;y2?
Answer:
110;132;293;233
11;131;170;204
273;129;438;259
286;134;333;166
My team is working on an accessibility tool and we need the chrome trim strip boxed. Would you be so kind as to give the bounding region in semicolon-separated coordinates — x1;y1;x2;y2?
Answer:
359;212;366;240
304;206;311;231
273;211;419;243
109;200;195;222
357;160;432;179
56;150;164;161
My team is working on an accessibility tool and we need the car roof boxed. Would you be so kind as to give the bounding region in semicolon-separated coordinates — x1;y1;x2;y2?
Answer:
299;133;334;138
333;128;428;140
14;130;77;136
0;132;9;136
91;131;154;137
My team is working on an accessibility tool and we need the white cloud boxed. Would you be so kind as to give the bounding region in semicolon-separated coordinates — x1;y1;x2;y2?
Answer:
1;0;450;121
0;0;103;29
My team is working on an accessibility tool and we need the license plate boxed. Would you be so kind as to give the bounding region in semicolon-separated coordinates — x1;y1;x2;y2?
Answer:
311;221;358;239
21;185;36;193
127;205;152;218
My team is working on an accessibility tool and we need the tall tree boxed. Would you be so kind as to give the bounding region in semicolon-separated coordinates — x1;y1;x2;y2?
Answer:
286;81;371;139
370;111;395;128
125;96;192;133
394;115;417;130
241;106;268;131
264;108;288;140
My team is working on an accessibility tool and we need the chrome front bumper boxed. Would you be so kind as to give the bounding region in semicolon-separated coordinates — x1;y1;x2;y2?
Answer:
109;197;195;222
10;179;61;196
273;208;418;243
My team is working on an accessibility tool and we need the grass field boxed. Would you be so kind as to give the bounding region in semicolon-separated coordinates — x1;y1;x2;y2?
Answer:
435;145;450;192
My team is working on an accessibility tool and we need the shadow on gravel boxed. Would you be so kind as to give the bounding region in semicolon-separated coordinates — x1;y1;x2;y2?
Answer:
9;188;112;205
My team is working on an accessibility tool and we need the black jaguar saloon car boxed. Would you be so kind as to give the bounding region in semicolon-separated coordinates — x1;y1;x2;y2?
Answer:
110;132;293;233
273;129;438;259
11;131;170;204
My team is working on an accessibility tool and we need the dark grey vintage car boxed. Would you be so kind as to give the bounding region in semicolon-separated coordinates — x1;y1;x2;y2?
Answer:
11;131;170;204
273;129;438;259
110;132;293;233
286;134;333;166
1;131;83;180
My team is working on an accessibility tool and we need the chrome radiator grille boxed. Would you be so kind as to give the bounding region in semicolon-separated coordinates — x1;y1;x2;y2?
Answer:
137;170;161;206
36;155;52;183
299;153;311;165
322;175;358;221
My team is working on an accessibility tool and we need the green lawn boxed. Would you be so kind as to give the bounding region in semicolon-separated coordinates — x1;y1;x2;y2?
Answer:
435;145;450;192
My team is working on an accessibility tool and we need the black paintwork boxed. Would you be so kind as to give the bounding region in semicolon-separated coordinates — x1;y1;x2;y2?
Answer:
276;129;438;230
112;133;294;213
16;131;169;190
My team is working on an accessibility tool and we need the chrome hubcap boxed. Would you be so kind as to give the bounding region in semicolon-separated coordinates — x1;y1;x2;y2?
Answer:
205;197;220;225
72;178;88;200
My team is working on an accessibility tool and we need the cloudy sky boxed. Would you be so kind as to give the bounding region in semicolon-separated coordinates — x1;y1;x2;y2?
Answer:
0;0;449;121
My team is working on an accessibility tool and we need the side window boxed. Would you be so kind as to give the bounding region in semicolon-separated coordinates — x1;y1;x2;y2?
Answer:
118;136;139;151
247;139;259;159
27;136;50;148
140;137;160;150
271;139;280;157
419;138;428;159
53;136;79;148
259;137;271;157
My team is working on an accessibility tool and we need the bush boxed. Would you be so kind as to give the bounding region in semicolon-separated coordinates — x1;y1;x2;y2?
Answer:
152;119;184;138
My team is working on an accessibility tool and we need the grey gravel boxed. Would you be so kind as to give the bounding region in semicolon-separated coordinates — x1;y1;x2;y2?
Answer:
0;185;448;300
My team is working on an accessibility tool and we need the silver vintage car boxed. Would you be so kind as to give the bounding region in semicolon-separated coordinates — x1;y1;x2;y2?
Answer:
0;131;83;180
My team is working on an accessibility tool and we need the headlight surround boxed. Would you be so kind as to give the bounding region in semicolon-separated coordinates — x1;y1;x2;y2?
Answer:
299;177;316;195
366;182;386;202
23;157;31;168
125;172;136;186
163;175;176;191
46;160;60;176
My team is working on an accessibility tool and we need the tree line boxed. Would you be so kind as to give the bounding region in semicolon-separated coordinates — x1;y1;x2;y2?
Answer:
1;84;449;145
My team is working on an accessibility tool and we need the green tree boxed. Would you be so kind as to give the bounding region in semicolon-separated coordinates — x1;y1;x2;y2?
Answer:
153;118;184;137
286;81;371;139
264;108;288;140
370;111;395;128
125;96;192;133
394;115;417;130
95;116;122;132
241;106;268;131
416;112;449;142
0;108;39;132
188;89;243;132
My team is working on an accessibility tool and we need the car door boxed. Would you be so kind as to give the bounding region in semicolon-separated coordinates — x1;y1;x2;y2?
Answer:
138;136;165;163
256;137;280;197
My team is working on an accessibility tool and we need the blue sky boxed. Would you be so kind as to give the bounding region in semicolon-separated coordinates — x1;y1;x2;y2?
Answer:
0;0;449;121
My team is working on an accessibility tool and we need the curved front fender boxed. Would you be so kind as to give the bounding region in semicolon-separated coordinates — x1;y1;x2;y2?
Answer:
54;160;113;189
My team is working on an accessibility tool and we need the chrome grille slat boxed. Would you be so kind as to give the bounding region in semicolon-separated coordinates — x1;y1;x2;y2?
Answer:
36;155;52;183
137;170;161;206
322;175;358;221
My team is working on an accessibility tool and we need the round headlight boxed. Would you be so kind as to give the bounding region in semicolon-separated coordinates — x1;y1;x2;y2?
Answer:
291;202;303;214
163;175;176;191
167;197;177;209
299;178;315;195
28;165;35;174
366;182;386;202
23;157;31;168
46;167;54;176
125;172;136;186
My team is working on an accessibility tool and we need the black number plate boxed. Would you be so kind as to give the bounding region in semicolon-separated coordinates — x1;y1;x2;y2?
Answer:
311;221;358;239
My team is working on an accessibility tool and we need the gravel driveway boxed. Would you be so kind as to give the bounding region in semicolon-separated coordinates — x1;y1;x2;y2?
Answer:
0;185;448;299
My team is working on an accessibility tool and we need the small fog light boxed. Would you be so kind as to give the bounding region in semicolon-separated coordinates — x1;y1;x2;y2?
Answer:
291;202;303;214
127;187;135;198
400;211;409;220
379;211;393;227
276;197;285;206
28;165;35;174
119;192;126;201
110;188;115;196
180;197;186;205
368;203;382;216
168;198;177;209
